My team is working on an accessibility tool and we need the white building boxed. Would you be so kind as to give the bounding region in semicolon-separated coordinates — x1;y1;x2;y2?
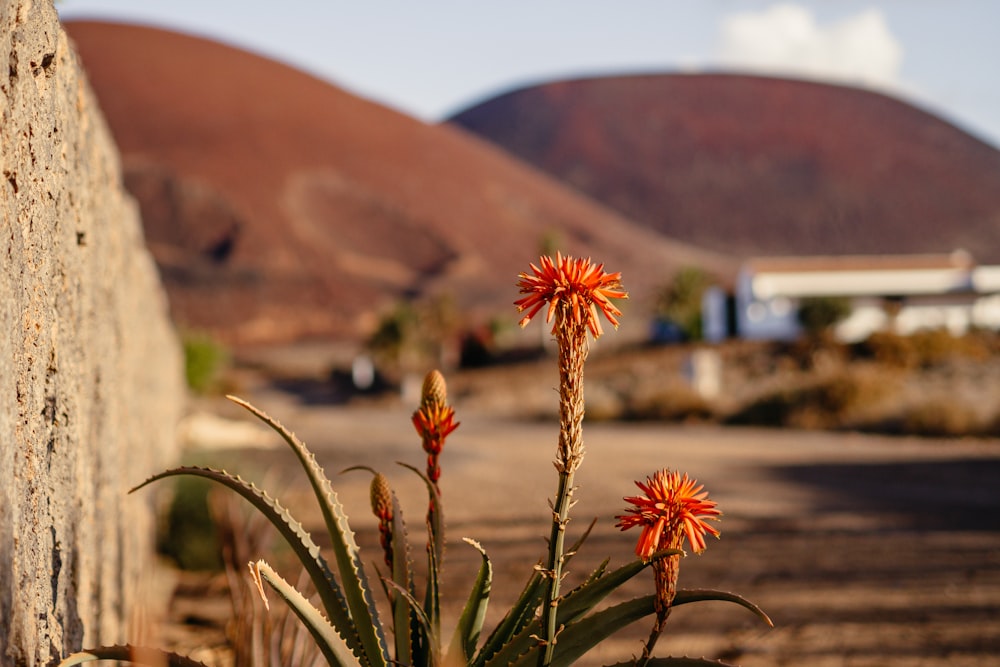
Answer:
730;250;1000;342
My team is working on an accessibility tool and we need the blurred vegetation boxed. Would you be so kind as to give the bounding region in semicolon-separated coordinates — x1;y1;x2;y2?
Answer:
367;301;421;368
157;476;222;571
655;266;712;341
731;329;1000;435
537;229;563;257
857;328;992;369
892;398;985;438
366;294;462;378
182;330;230;394
796;296;852;338
726;366;894;430
622;383;714;423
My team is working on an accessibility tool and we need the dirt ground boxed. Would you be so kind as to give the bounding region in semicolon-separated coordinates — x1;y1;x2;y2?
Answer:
163;359;1000;667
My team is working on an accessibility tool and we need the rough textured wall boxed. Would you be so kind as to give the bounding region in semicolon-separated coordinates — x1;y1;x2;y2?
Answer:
0;2;184;665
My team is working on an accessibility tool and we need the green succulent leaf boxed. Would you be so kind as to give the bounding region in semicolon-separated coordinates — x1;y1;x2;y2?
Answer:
388;490;417;667
557;554;671;625
397;461;445;641
482;557;656;667
473;518;598;667
227;395;389;667
447;538;493;664
419;531;441;667
249;560;362;667
472;567;544;667
509;595;656;667
55;645;209;667
603;658;737;666
385;578;438;662
345;465;433;666
130;467;365;661
673;589;773;627
572;557;610;593
397;462;445;562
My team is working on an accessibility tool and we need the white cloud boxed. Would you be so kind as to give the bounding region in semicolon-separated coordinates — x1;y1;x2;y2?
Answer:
716;4;903;89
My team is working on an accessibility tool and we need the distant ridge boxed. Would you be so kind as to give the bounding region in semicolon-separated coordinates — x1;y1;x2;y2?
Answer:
449;73;1000;262
65;22;734;345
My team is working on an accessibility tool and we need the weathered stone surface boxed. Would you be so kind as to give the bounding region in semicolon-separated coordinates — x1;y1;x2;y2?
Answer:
1;2;184;665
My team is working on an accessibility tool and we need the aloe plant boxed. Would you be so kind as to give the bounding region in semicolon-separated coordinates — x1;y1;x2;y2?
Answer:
58;254;771;667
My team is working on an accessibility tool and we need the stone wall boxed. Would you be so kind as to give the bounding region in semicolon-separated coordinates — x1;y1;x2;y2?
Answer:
0;2;184;665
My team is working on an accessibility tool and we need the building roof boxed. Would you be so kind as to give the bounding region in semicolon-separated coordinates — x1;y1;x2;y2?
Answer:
741;250;980;299
742;249;974;275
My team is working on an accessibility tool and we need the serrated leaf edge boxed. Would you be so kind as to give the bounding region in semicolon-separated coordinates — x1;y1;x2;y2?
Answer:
131;467;365;663
54;645;210;667
227;395;389;667
251;559;363;667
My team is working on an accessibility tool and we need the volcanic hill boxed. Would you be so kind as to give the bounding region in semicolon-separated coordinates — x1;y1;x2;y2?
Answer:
65;21;731;346
449;74;1000;262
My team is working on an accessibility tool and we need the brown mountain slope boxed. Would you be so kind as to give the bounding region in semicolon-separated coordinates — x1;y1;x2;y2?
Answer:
65;21;733;345
449;74;1000;262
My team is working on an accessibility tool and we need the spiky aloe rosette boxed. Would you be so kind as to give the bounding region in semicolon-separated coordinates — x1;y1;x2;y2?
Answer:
58;255;771;667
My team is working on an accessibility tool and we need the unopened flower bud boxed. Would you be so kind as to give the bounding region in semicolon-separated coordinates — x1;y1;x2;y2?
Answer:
370;472;393;523
421;369;448;408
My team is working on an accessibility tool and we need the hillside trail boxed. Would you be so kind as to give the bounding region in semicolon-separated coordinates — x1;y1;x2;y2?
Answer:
163;376;1000;667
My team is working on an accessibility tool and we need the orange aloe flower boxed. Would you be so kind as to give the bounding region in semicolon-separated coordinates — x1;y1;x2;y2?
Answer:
412;402;459;456
412;371;459;484
515;252;628;338
412;402;458;484
616;469;721;561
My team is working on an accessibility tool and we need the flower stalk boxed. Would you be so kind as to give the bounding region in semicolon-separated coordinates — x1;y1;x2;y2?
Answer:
515;252;627;666
538;308;589;666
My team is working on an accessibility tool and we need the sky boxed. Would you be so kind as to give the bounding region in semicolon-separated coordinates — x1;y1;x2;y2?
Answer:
57;1;1000;149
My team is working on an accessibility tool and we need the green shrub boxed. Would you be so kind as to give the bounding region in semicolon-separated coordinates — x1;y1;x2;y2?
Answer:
655;266;712;341
157;477;222;571
183;331;230;394
367;295;463;376
797;296;852;337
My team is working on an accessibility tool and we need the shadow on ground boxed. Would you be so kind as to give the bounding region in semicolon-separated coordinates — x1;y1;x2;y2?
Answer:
771;458;1000;531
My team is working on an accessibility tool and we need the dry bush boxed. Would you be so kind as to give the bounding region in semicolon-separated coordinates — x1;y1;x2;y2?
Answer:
858;331;919;368
859;329;993;369
622;383;715;422
893;398;986;438
582;384;627;422
911;329;972;367
783;336;848;371
726;367;894;430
